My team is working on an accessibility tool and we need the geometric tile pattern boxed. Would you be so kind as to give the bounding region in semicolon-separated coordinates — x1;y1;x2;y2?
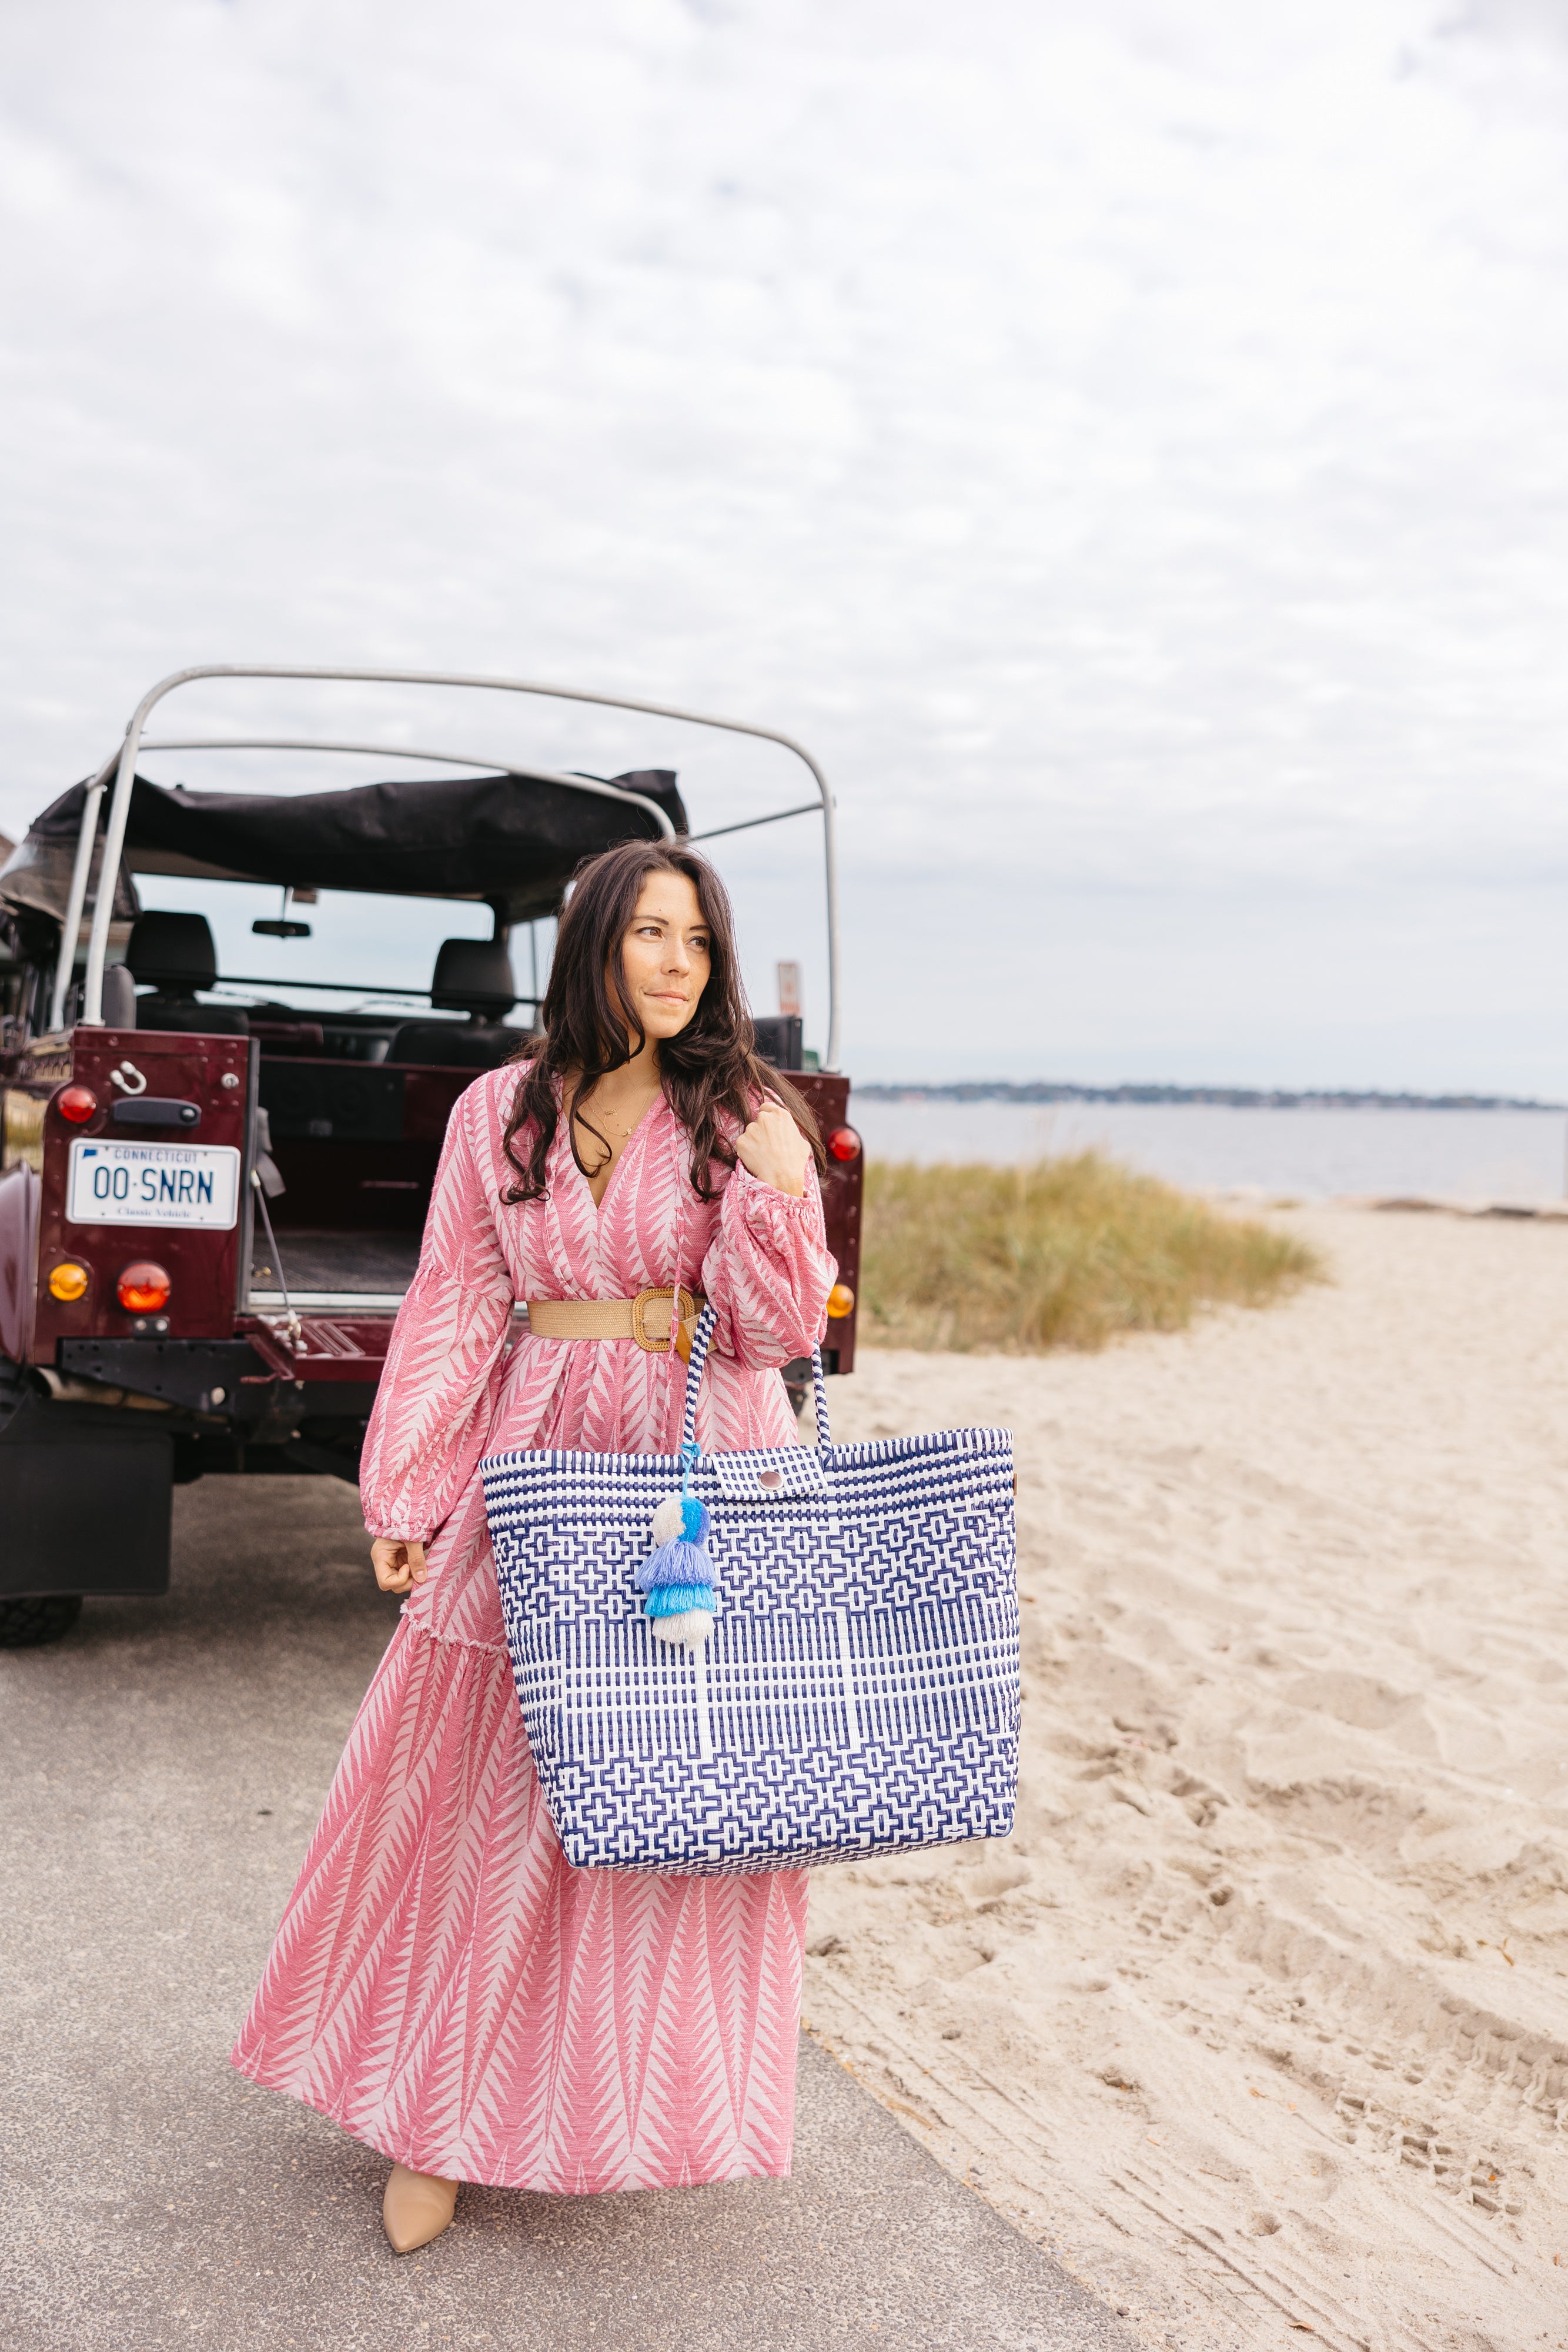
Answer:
483;1407;1020;1874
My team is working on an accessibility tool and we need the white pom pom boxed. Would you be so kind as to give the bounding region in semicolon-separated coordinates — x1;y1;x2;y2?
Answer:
649;1608;714;1650
649;1493;685;1546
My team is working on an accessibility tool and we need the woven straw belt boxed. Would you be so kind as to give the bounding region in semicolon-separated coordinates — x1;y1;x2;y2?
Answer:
525;1286;707;1361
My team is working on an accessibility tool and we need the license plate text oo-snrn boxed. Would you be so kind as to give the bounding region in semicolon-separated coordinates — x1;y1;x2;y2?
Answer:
65;1140;242;1230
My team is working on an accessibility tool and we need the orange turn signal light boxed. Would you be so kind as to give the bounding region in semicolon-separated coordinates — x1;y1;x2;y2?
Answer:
56;1085;98;1124
825;1282;856;1319
827;1126;862;1162
117;1261;171;1314
48;1261;91;1303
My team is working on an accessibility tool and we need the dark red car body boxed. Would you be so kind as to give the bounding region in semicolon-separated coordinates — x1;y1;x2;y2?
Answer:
0;669;860;1636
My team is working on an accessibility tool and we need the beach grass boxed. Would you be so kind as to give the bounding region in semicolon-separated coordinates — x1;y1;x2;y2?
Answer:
858;1153;1323;1353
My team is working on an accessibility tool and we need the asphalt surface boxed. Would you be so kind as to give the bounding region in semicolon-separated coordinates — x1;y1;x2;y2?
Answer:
1;1474;1144;2352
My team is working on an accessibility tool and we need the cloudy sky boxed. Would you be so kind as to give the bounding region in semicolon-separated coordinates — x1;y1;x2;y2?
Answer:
4;0;1568;1088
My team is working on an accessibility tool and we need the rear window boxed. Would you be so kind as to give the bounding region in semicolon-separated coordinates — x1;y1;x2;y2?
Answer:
120;874;537;1025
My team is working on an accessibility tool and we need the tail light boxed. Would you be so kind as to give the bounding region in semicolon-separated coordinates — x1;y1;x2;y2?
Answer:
117;1262;172;1314
827;1127;861;1163
56;1085;98;1124
48;1261;91;1302
826;1282;856;1319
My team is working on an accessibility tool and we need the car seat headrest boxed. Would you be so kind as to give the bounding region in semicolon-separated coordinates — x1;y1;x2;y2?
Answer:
126;911;219;995
430;937;516;1018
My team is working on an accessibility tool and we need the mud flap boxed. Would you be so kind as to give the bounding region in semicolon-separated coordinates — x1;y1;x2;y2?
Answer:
0;1390;172;1598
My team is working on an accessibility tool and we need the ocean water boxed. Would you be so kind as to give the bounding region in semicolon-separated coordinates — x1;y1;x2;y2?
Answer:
847;1099;1568;1205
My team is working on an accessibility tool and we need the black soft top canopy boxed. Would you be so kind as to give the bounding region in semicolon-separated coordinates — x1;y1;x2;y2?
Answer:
0;766;687;928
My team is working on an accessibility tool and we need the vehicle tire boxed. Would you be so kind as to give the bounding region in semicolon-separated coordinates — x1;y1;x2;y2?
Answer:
0;1595;83;1648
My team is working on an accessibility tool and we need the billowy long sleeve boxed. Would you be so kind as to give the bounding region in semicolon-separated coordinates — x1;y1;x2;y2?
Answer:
699;1160;834;1372
357;1094;515;1541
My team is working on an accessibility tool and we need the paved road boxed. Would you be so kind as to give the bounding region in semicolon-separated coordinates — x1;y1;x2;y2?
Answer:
1;1475;1144;2352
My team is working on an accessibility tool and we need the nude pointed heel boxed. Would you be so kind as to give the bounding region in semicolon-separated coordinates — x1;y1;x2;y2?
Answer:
382;2163;459;2253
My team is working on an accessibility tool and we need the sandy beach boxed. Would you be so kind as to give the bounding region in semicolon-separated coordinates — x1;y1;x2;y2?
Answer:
810;1207;1568;2351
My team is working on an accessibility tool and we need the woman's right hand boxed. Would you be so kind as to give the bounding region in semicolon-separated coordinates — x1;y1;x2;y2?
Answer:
372;1537;428;1594
734;1101;810;1198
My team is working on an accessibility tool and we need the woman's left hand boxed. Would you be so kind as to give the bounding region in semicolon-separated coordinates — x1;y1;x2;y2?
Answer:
735;1102;810;1198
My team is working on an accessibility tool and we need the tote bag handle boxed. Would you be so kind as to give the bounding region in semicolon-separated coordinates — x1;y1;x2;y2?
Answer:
680;1303;832;1458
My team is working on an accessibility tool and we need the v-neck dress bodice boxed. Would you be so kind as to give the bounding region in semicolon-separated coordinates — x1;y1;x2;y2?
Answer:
232;1067;836;2195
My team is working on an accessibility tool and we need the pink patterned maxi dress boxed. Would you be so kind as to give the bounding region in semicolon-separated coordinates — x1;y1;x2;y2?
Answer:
231;1068;835;2193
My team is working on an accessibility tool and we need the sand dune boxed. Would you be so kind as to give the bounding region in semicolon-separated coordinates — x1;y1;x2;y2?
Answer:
807;1208;1568;2351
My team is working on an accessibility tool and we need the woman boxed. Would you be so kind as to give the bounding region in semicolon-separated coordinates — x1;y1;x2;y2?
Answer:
232;840;835;2252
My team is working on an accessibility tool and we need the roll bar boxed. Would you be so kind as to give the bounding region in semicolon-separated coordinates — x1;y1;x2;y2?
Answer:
69;666;842;1068
49;734;673;1035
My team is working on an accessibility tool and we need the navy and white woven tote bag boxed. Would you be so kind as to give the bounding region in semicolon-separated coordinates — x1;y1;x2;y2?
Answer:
480;1305;1019;1875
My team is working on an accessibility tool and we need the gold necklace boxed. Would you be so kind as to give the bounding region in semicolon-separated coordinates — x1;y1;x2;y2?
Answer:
577;1100;639;1142
576;1073;660;1145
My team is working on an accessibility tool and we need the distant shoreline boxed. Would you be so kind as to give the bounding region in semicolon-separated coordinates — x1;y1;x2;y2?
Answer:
853;1081;1567;1112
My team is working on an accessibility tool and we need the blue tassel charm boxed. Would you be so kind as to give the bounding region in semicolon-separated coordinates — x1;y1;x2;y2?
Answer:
643;1583;715;1616
639;1491;716;1649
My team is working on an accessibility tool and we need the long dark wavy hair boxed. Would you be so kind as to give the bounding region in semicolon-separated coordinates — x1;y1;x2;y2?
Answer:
501;838;824;1204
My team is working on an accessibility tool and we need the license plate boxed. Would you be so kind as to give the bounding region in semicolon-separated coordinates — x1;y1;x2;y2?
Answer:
67;1138;242;1230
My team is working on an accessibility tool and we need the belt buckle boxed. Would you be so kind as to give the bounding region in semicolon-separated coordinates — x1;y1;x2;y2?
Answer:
631;1285;686;1353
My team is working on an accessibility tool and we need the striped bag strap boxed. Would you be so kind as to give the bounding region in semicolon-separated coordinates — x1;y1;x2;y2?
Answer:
678;1303;833;1464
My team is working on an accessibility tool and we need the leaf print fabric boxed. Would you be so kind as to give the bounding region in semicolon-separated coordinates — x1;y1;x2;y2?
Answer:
230;1069;834;2191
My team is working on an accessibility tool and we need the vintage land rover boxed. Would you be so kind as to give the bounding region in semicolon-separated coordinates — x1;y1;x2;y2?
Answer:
0;666;862;1646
